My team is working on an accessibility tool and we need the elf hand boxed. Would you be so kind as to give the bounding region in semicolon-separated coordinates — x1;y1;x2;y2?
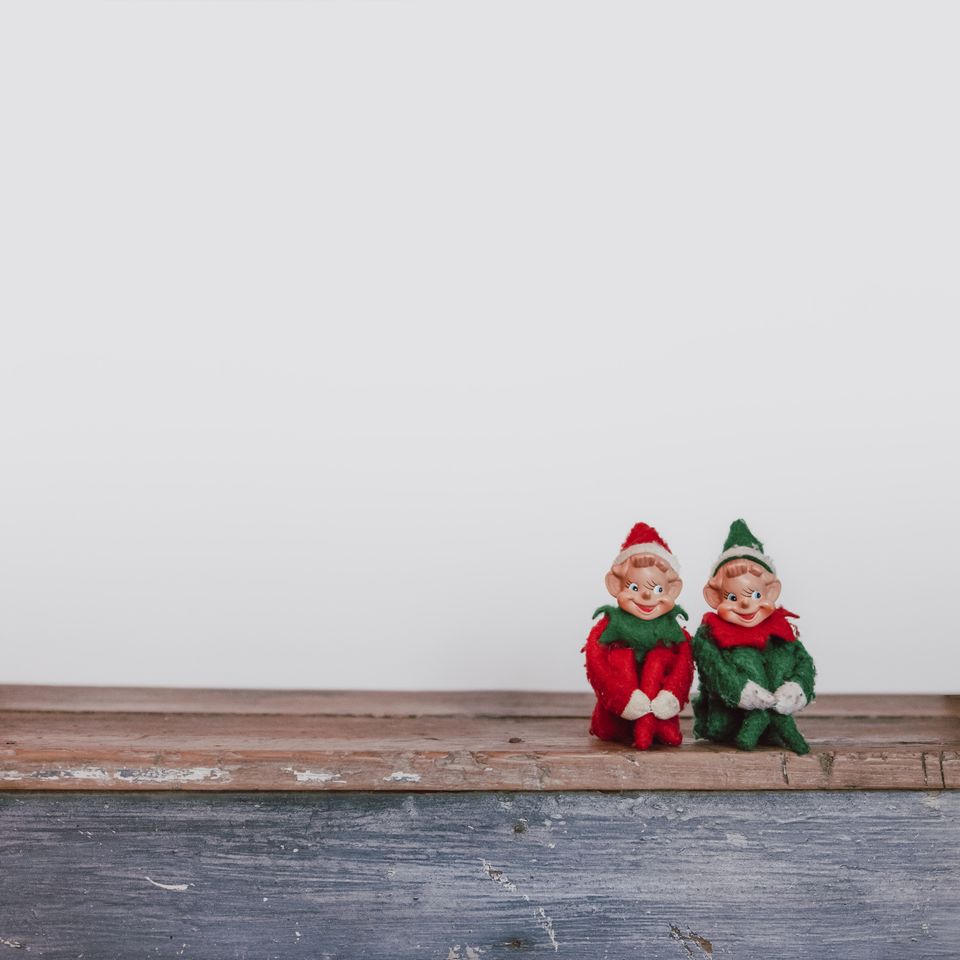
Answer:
651;690;681;719
738;681;777;712
619;690;651;720
773;681;808;715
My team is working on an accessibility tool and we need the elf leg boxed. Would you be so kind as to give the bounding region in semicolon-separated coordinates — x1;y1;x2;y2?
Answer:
694;692;740;744
760;725;786;747
691;690;711;740
653;715;683;747
768;713;810;755
589;700;634;745
633;713;656;751
734;709;771;751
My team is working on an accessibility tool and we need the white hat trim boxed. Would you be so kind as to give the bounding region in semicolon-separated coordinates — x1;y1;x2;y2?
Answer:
712;546;777;576
613;542;680;573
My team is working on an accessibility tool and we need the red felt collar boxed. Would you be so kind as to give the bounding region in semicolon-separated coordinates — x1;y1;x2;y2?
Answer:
702;608;799;649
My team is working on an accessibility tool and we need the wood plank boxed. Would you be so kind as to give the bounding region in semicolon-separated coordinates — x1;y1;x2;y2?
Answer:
1;685;957;718
1;711;957;751
0;791;957;958
0;709;955;791
0;685;591;717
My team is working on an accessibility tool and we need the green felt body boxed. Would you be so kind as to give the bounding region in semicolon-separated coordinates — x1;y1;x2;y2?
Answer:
692;620;816;755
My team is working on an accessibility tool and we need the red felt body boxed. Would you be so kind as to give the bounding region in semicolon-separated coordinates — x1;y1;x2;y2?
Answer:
583;614;694;750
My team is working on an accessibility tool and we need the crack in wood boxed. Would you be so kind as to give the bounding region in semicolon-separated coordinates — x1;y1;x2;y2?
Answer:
669;925;713;957
479;860;559;950
535;906;559;952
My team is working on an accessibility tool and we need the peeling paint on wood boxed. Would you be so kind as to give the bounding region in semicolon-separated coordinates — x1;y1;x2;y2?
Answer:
144;876;190;892
282;767;346;784
0;766;230;785
669;925;713;957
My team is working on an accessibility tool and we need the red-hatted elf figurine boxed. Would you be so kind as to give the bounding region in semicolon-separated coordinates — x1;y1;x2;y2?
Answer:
583;523;694;749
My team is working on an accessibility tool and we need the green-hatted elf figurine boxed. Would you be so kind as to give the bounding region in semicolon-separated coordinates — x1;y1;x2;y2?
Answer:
692;520;816;754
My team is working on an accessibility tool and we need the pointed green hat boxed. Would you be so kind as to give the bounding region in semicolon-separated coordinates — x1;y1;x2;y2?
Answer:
711;519;776;575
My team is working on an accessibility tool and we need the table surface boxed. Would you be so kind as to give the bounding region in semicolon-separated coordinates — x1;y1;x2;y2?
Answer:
0;686;957;791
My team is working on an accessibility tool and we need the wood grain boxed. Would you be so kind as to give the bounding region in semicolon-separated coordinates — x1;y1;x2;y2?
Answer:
0;685;592;717
0;790;957;958
0;687;956;791
1;685;956;717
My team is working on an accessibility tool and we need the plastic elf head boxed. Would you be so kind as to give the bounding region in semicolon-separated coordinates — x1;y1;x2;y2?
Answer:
703;519;782;627
605;523;683;621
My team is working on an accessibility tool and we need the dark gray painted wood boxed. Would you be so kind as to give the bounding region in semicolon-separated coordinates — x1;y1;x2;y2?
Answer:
1;791;957;959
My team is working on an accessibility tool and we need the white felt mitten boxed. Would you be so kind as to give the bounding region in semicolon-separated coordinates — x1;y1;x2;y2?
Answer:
738;681;777;711
773;681;808;715
620;690;652;720
651;690;681;720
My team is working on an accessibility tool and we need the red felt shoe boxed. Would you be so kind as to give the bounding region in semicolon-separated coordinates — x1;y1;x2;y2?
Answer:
589;701;634;745
654;715;683;746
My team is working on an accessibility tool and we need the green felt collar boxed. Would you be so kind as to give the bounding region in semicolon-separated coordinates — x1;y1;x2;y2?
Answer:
593;604;688;657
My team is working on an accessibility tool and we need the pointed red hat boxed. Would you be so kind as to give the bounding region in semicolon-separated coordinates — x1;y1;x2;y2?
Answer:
613;522;679;572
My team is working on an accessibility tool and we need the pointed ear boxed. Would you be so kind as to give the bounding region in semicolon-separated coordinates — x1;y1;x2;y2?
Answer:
703;576;723;609
605;571;622;598
765;578;782;604
666;576;683;601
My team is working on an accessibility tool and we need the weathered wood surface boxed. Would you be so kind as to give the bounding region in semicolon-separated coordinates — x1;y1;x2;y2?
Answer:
0;790;957;959
0;687;957;791
2;685;957;717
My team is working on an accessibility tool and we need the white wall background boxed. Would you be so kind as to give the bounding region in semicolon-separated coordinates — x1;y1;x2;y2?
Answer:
1;2;957;692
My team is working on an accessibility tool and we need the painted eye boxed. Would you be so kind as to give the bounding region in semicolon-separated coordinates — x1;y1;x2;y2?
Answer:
628;582;639;592
654;585;664;594
752;591;762;600
726;593;737;602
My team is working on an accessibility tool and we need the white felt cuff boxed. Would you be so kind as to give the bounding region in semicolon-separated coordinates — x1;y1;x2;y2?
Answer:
738;680;776;711
773;681;808;716
612;542;680;573
620;690;651;721
651;690;681;720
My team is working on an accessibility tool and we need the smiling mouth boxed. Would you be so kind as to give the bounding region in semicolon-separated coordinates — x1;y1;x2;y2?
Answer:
637;604;658;613
737;611;758;620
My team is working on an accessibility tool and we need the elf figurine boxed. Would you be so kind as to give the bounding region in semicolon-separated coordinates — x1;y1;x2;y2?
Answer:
584;523;694;750
692;520;816;754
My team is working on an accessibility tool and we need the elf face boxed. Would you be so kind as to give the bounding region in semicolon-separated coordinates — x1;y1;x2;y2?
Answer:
703;561;781;627
605;554;682;620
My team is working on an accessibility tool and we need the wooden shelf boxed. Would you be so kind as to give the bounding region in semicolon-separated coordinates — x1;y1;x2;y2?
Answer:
0;686;956;791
